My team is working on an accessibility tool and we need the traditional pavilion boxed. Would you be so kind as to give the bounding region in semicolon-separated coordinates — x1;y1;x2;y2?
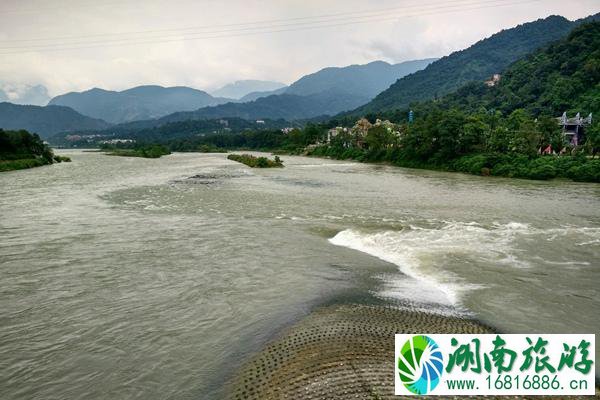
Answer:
557;112;592;146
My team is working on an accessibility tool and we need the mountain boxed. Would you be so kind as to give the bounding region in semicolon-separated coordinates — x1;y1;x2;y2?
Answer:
48;85;230;124
355;14;599;114
0;102;110;138
142;58;436;124
0;84;51;106
286;59;437;98
413;20;600;118
234;60;437;103
239;87;287;102
211;80;287;99
156;90;364;123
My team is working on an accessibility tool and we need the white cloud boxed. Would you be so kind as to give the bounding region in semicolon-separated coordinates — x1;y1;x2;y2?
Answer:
0;0;597;97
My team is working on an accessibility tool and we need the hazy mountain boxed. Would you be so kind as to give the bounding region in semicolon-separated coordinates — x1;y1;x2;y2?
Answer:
0;84;51;106
141;58;436;124
231;59;438;103
156;89;370;123
286;59;437;98
239;87;287;102
49;85;230;124
211;80;287;99
355;13;600;114
0;102;110;138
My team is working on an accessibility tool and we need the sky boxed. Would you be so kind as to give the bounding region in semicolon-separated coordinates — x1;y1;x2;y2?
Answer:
0;0;598;98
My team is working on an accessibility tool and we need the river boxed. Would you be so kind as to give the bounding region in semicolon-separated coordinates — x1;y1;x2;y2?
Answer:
1;150;599;399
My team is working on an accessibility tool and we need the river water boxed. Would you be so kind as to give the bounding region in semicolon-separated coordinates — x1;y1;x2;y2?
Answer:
1;150;599;399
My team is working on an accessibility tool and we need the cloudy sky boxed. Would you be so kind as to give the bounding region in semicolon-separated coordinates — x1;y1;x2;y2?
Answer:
0;0;598;97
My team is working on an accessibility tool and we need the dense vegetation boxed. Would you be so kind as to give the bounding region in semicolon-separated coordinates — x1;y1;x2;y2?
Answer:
0;129;70;172
227;153;283;168
354;14;598;115
149;125;323;153
394;21;600;120
155;91;367;122
308;110;600;182
49;117;292;148
101;144;171;158
307;22;600;183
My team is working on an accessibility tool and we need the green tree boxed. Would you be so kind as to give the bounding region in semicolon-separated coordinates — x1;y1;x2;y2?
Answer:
585;123;600;157
506;109;541;156
537;115;564;152
364;125;397;150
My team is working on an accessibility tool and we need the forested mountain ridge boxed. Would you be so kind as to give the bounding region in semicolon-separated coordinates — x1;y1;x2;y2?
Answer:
49;85;231;124
154;89;366;123
354;13;600;115
125;59;436;125
285;59;437;98
0;102;110;139
310;21;600;182
410;20;600;118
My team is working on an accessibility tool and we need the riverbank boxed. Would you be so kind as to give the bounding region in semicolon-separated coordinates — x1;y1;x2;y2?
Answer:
306;146;600;183
228;303;598;400
0;129;70;172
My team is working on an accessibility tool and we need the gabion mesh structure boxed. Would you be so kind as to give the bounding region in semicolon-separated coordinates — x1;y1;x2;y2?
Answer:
227;304;598;400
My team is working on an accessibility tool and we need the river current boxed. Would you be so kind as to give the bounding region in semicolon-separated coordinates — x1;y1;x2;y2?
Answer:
1;150;599;398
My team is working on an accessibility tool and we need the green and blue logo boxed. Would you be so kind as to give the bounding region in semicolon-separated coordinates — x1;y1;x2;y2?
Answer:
397;335;444;394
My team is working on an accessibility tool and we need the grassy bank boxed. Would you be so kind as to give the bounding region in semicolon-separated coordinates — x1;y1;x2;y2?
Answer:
0;158;49;172
227;153;283;168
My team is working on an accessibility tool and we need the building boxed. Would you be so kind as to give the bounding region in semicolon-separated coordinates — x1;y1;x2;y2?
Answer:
326;126;347;143
485;74;501;87
557;112;592;146
99;139;135;144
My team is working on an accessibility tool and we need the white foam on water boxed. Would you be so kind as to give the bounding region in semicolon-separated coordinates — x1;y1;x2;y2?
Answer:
329;221;548;307
330;221;600;310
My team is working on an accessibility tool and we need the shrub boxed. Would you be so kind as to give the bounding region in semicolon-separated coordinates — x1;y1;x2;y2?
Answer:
227;154;283;168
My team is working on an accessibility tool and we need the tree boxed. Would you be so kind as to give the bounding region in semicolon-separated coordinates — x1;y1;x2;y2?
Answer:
505;109;540;156
459;115;487;154
364;125;397;150
537;115;564;152
585;123;600;157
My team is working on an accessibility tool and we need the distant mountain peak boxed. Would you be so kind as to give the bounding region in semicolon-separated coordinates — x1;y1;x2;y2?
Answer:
0;102;110;138
48;85;229;124
118;58;436;125
210;80;287;100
